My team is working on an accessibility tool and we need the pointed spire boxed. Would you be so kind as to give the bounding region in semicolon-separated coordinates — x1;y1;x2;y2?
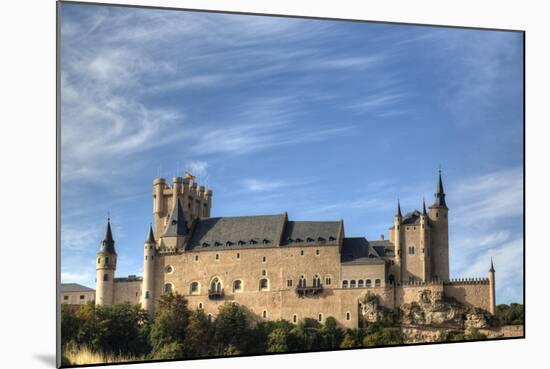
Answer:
99;217;116;254
395;199;402;218
422;198;427;215
431;169;448;209
489;258;495;273
161;198;189;237
145;223;155;244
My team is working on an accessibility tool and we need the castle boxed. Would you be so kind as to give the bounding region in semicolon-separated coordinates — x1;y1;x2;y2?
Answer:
95;171;496;328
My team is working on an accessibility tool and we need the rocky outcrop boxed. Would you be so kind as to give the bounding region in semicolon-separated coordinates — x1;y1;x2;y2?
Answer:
399;289;493;330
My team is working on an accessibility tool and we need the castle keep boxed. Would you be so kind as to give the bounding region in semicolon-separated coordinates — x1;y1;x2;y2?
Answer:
95;171;496;328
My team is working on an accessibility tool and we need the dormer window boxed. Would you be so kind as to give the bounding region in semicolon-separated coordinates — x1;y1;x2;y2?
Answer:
295;238;303;243
202;242;209;247
328;236;336;241
317;237;325;242
262;239;270;244
288;238;294;243
238;240;245;245
214;241;221;247
249;239;257;245
226;241;233;247
306;237;314;242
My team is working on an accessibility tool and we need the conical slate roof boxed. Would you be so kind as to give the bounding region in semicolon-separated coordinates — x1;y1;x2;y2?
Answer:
489;258;495;273
431;170;448;209
99;218;116;254
161;198;189;237
395;200;402;218
145;224;155;244
422;198;427;215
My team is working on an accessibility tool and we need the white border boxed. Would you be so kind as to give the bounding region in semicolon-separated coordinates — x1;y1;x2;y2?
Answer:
1;1;548;369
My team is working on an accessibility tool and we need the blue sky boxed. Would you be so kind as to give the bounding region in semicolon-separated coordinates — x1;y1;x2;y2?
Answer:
60;3;524;304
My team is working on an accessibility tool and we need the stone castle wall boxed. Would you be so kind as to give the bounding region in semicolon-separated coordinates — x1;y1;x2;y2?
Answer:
443;279;491;312
113;280;142;305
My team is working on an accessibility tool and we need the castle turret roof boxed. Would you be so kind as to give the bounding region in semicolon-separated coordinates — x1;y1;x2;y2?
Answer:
161;198;189;238
395;199;402;218
145;224;155;244
489;258;495;273
422;198;427;215
99;218;116;254
430;170;448;209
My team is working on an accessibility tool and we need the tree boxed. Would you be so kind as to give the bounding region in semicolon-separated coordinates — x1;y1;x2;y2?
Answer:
149;292;191;359
61;304;80;347
182;309;214;358
340;329;364;348
320;317;343;349
212;302;254;356
291;318;323;351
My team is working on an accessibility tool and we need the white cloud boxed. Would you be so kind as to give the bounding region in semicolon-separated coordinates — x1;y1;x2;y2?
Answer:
241;179;286;193
61;271;95;286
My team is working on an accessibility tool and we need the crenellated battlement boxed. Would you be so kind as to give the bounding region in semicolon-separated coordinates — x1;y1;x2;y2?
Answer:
444;277;489;285
395;279;444;287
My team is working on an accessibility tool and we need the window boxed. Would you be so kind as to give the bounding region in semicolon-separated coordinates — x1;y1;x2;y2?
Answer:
215;254;219;260
366;279;372;288
165;265;173;273
207;314;212;322
325;276;332;286
80;295;85;300
293;314;297;323
151;255;154;260
350;280;356;288
358;280;364;288
198;302;203;309
190;281;199;294
375;279;381;287
105;257;109;264
315;249;320;256
63;295;68;301
262;269;267;276
262;310;267;318
203;204;208;217
103;274;109;281
287;279;293;287
300;249;304;256
259;278;269;290
233;280;243;292
145;256;148;260
195;255;199;261
210;278;222;294
298;275;306;288
318;314;323;322
409;246;416;254
164;283;173;293
313;274;321;288
97;258;100;264
236;253;240;259
262;256;266;263
145;291;150;299
342;280;349;288
346;312;351;321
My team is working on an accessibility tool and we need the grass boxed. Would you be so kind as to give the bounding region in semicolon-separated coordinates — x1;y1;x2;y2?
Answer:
63;345;145;366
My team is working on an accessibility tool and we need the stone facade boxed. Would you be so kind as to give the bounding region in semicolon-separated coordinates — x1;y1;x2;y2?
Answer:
95;171;497;328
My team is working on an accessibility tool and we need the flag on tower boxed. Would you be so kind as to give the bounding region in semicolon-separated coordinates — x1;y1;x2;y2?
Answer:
184;171;196;180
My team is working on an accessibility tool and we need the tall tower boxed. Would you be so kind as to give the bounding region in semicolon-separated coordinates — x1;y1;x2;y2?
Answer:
393;200;403;282
428;170;449;281
141;224;156;318
488;258;496;315
95;218;117;306
419;199;430;281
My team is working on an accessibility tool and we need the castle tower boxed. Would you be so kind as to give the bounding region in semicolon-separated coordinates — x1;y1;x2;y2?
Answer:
141;224;156;318
419;198;430;281
159;196;189;251
488;258;496;315
393;200;403;282
153;178;168;238
95;218;117;306
428;170;449;281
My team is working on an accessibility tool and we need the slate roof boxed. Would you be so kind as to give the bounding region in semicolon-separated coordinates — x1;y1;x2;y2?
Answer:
401;210;422;225
60;283;95;293
99;219;116;254
370;240;394;257
162;198;189;238
281;220;341;246
114;275;143;282
341;237;385;265
186;214;287;250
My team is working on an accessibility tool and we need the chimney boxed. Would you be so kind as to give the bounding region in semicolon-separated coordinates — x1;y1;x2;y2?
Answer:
380;234;385;240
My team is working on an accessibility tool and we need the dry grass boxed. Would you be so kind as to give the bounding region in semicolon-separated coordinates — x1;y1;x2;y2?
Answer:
63;345;145;365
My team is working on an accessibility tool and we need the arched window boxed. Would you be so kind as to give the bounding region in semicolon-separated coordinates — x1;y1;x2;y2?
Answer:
293;314;297;323
350;280;356;288
287;278;293;287
366;279;372;288
342;280;349;288
313;274;321;288
375;279;381;287
262;310;267;318
97;258;100;264
298;275;306;288
233;280;243;292
315;249;320;256
325;276;332;286
207;314;212;322
103;274;109;282
262;256;266;263
164;283;173;293
190;281;200;295
318;313;323;322
210;278;222;293
198;302;203;309
346;312;351;321
259;278;269;291
262;269;267;276
388;275;395;285
215;254;219;260
358;279;364;288
145;291;150;299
